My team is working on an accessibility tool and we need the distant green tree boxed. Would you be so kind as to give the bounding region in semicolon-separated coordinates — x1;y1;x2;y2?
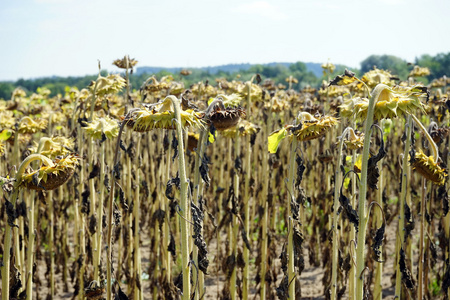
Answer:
0;82;14;100
416;53;450;79
360;54;410;79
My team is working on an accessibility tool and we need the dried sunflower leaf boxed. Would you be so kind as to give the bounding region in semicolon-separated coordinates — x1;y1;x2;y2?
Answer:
371;222;385;262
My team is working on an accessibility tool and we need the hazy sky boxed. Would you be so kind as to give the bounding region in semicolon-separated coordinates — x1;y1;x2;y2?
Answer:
1;0;449;81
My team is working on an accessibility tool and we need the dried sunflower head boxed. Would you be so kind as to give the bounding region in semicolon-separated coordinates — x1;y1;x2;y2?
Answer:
204;98;246;131
83;116;119;140
21;153;81;191
344;128;364;150
180;69;192;76
18;117;48;134
91;74;126;96
360;68;397;89
268;112;338;153
112;56;138;69
0;111;16;128
12;87;27;99
235;82;262;102
339;85;427;122
410;149;446;185
321;62;336;75
124;97;204;132
219;120;260;138
29;136;75;159
291;112;338;141
409;66;430;78
286;76;298;84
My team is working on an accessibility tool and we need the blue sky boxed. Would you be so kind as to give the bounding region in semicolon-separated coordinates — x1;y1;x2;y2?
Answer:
1;0;449;81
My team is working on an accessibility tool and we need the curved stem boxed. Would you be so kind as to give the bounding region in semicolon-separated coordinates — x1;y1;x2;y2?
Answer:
355;83;389;300
410;114;439;162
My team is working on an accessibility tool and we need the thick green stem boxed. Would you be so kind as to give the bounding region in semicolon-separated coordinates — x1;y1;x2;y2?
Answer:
394;115;413;297
355;84;389;300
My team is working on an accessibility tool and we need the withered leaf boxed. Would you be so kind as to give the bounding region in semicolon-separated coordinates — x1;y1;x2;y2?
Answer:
171;131;178;162
443;260;450;293
399;247;415;290
165;173;180;201
367;124;386;190
371;222;385;263
88;162;100;180
191;202;209;274
295;154;305;190
199;154;211;188
114;285;129;300
339;172;359;232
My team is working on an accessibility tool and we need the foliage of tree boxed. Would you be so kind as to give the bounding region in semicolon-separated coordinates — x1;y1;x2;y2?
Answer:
1;52;450;100
360;54;411;79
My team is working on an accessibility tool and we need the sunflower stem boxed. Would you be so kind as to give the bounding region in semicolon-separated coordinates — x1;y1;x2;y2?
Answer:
166;95;191;300
394;115;413;298
1;153;53;300
287;137;298;299
355;83;389;300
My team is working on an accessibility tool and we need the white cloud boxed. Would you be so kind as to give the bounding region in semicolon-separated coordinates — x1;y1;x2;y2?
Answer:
234;1;288;20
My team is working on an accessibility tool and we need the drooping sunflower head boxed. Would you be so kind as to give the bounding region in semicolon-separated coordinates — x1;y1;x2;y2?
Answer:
112;56;138;69
0;110;16;129
18;117;48;134
410;149;446;185
321;62;336;75
90;74;126;97
360;68;398;89
344;128;364;150
219;120;260;138
83;116;119;140
21;153;81;191
123;97;204;132
268;112;339;153
29;136;75;159
204;97;246;131
409;66;430;78
291;112;339;142
339;85;428;122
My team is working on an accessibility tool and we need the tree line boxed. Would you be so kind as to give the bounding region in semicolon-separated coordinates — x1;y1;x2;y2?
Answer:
1;53;449;100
